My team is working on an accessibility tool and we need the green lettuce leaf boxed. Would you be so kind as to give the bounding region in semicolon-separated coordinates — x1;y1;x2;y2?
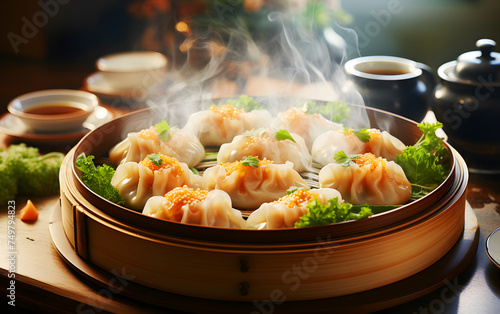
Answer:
75;153;124;205
395;122;450;200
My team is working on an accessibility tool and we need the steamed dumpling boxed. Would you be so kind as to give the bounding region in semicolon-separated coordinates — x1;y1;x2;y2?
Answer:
143;187;245;228
202;157;309;210
312;129;366;167
319;153;411;205
245;188;343;229
217;128;312;172
312;128;406;167
109;125;205;167
364;129;406;161
182;104;273;146
111;154;202;210
271;107;343;150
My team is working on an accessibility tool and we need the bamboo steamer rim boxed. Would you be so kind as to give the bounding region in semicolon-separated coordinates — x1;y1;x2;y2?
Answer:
70;100;458;244
62;149;466;253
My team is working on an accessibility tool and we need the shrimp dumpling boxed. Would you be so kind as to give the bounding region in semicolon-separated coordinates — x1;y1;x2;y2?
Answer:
202;157;309;210
109;123;205;168
312;128;406;167
271;107;343;150
111;154;202;211
312;129;367;167
365;129;406;161
319;153;411;205
182;104;272;146
245;188;343;229
217;128;312;172
143;187;245;228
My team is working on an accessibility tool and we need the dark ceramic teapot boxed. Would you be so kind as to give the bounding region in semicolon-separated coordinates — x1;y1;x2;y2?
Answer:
432;39;500;173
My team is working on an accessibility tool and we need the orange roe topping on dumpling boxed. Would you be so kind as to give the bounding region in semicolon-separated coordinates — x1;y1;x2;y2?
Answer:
221;158;275;176
368;128;381;140
138;127;159;141
163;187;208;221
209;104;245;120
282;107;305;121
244;131;273;148
273;189;320;208
140;154;184;176
354;153;386;172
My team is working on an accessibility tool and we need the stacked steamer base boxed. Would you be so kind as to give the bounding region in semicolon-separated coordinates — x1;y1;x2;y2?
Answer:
54;102;471;311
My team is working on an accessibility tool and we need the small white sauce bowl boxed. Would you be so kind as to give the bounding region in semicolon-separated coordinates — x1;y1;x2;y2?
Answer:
7;89;99;133
96;51;168;90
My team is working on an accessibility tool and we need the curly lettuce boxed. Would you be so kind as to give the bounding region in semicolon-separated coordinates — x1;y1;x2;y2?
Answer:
395;122;450;200
295;197;374;227
75;153;124;205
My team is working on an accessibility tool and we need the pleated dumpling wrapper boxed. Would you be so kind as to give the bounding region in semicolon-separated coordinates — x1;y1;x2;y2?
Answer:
143;186;245;228
109;121;205;168
271;106;343;150
111;154;202;211
217;128;312;172
245;188;343;229
319;152;412;205
182;104;272;146
312;128;406;167
202;156;309;210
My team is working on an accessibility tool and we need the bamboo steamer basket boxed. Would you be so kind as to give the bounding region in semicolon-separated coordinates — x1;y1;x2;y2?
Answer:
58;101;468;302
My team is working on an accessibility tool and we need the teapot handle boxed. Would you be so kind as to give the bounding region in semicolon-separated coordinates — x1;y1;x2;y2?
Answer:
415;62;437;91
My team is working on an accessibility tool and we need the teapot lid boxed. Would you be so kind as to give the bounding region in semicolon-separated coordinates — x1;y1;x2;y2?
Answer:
448;39;500;84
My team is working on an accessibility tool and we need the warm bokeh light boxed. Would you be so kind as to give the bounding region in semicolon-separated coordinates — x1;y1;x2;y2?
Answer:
175;21;190;34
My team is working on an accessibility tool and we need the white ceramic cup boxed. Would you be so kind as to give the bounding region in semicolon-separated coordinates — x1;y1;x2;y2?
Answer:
96;51;168;90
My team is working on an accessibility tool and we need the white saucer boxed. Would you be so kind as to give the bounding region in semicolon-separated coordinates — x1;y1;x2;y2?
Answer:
486;226;500;268
0;106;113;144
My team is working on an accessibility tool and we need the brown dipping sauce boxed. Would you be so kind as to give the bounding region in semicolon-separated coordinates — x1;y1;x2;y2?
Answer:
361;69;409;75
24;102;85;115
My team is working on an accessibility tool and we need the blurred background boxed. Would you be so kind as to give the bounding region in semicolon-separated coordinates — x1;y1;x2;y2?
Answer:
1;0;499;108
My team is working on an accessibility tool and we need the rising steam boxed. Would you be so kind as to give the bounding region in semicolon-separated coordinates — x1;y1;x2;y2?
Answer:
138;1;369;129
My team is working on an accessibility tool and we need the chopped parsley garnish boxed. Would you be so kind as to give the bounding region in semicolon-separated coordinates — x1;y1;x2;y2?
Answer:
344;127;371;143
352;129;371;143
154;121;178;142
333;151;360;167
147;153;163;167
241;156;260;168
275;129;296;142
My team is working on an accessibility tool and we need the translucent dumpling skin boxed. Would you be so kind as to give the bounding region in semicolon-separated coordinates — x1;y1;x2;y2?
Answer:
319;153;411;205
312;129;366;167
202;158;309;210
312;128;406;167
271;107;343;150
217;129;312;172
143;187;245;228
111;155;202;211
109;127;205;168
245;188;343;229
182;105;273;146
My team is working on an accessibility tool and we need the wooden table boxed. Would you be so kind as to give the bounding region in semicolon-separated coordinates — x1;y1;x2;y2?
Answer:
1;63;500;313
2;126;500;314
